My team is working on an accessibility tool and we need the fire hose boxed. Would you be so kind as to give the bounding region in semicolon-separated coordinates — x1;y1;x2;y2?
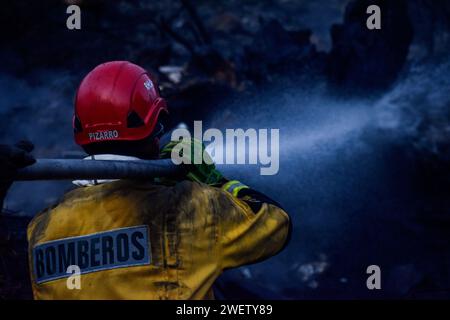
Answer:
13;159;184;181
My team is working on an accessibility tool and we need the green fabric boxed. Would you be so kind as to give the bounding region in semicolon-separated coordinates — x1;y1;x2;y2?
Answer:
160;138;225;186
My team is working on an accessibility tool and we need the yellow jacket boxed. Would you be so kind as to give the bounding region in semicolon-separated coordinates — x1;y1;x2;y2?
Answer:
27;179;290;300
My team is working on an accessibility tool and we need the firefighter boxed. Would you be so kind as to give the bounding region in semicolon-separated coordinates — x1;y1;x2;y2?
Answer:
1;61;291;300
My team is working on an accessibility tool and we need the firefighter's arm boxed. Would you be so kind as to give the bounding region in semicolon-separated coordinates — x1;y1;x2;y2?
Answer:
161;139;291;265
217;180;292;269
0;141;36;210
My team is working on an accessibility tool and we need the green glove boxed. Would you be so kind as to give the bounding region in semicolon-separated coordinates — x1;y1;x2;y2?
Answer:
160;138;225;185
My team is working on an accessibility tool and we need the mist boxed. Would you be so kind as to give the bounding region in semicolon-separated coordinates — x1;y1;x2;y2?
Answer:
207;56;450;298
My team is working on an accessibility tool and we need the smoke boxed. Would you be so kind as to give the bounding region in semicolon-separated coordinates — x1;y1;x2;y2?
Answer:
209;56;450;297
374;60;450;159
0;71;80;215
0;43;449;298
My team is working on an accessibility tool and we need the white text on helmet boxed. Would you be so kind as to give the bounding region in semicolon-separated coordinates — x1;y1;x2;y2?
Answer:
88;130;119;141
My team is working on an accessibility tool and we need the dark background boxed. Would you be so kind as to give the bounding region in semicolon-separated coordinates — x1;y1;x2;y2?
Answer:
1;0;450;299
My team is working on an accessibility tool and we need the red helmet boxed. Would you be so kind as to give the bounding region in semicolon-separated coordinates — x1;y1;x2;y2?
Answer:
73;61;168;146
